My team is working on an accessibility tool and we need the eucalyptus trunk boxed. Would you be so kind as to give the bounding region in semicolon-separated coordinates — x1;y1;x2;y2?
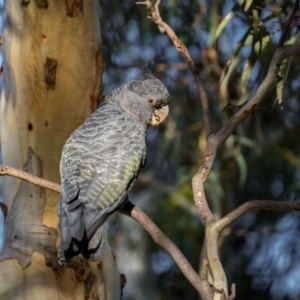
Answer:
0;2;120;299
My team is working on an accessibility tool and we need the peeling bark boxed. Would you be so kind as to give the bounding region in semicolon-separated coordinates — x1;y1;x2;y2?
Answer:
44;57;58;87
0;1;121;299
0;148;58;269
64;0;83;17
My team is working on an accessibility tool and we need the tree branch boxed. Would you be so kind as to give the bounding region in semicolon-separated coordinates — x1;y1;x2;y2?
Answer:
119;201;213;299
277;0;300;48
136;0;212;137
2;164;300;299
0;164;212;300
136;0;300;227
213;200;300;232
214;44;300;146
192;137;218;225
0;165;61;193
136;0;215;228
136;2;300;297
193;42;300;226
206;200;300;296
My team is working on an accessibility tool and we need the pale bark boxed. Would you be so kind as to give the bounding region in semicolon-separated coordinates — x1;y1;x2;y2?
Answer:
0;1;120;299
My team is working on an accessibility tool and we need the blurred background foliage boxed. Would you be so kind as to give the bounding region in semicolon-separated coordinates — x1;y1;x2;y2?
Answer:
100;0;300;299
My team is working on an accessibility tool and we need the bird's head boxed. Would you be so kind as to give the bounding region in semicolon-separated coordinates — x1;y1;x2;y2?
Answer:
120;74;170;127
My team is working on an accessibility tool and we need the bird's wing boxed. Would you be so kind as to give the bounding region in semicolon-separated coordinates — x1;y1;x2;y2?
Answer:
59;106;146;245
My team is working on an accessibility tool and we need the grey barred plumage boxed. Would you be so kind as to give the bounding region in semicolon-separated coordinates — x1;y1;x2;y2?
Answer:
58;74;170;264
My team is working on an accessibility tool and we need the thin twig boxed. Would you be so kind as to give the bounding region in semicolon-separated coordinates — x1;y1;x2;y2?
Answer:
277;0;300;47
153;0;165;33
213;200;300;232
228;284;236;300
0;165;61;193
136;0;212;136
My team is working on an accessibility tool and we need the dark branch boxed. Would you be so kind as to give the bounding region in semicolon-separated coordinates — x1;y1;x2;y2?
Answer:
277;0;300;48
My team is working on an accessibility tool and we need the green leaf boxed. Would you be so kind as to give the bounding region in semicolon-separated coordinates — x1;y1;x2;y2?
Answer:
276;58;287;105
240;59;253;94
233;151;248;187
284;34;300;45
276;76;284;105
219;56;240;97
243;0;253;11
232;136;262;155
254;35;271;56
283;148;300;168
252;9;259;35
240;34;271;93
212;4;240;44
221;29;253;79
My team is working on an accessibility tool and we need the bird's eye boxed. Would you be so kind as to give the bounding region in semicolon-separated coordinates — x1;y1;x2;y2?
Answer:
148;98;154;104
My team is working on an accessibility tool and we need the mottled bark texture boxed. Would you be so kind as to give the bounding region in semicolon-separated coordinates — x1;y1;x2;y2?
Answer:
0;1;121;299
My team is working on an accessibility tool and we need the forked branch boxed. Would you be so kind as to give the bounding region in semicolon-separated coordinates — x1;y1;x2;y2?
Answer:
0;165;212;300
136;1;300;298
206;200;300;296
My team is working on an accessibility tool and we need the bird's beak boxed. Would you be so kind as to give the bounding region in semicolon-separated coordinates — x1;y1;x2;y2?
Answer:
150;105;169;126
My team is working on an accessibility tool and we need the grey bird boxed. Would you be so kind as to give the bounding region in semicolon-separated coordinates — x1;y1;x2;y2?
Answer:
58;74;170;264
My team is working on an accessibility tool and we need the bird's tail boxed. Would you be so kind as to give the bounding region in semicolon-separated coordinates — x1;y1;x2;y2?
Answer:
57;196;108;264
57;222;108;264
82;222;107;261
